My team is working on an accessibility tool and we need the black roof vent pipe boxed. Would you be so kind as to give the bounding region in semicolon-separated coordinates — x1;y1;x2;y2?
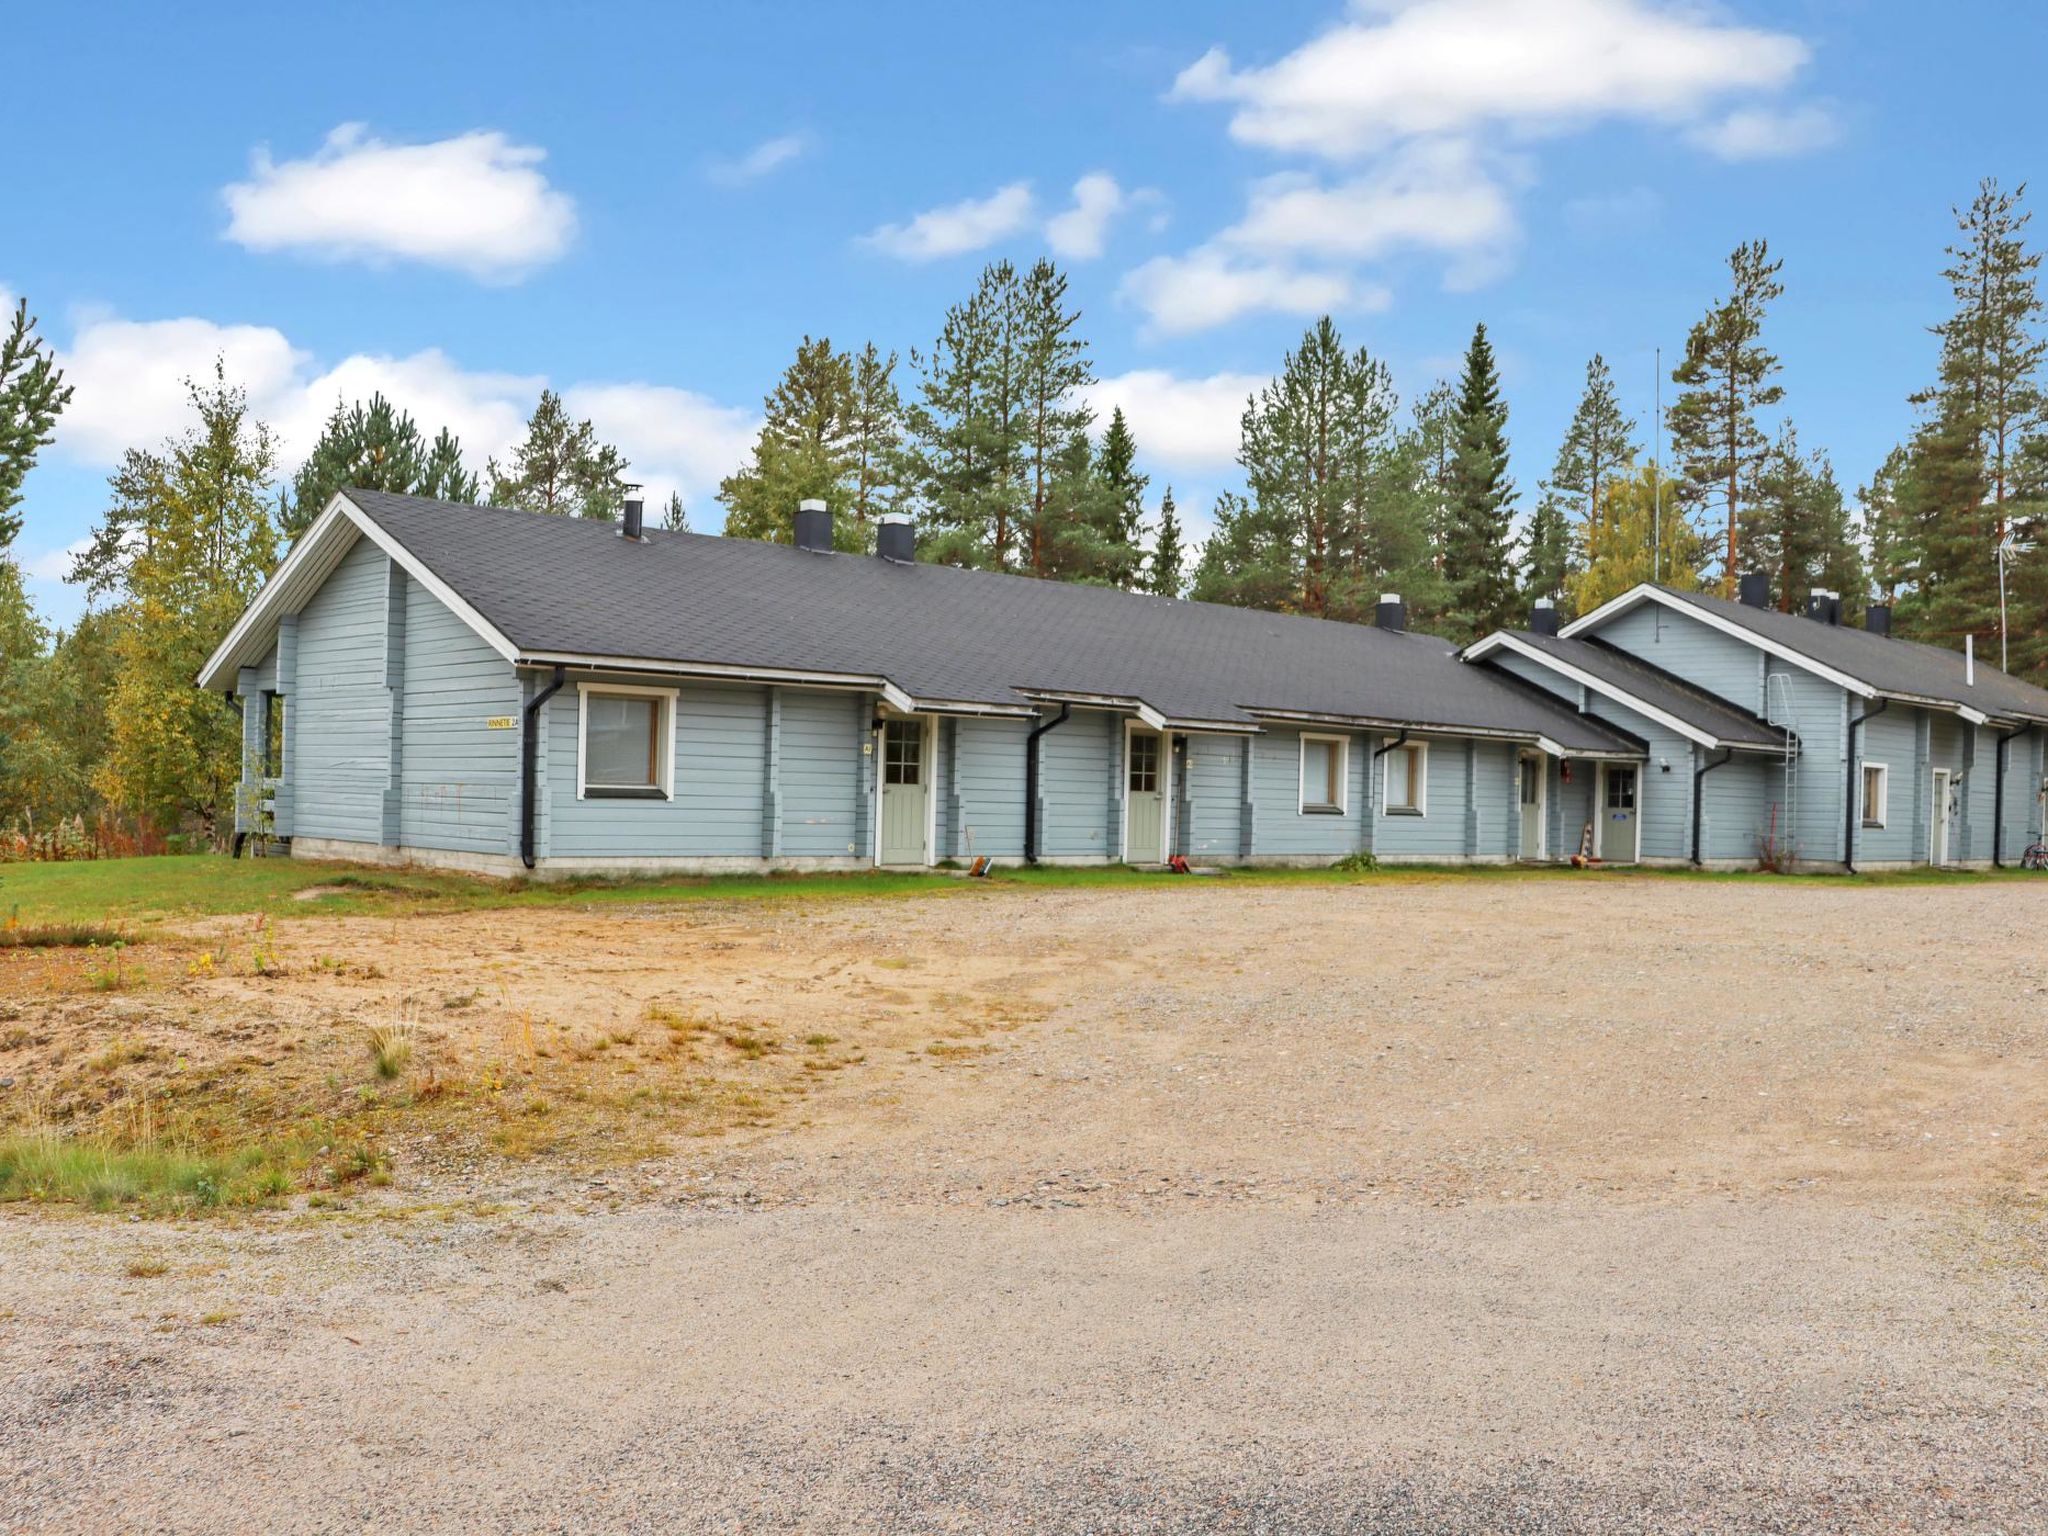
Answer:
1375;592;1407;633
1867;603;1892;637
1827;590;1843;626
620;498;644;541
876;511;915;564
1530;597;1560;636
794;498;833;553
1738;572;1771;609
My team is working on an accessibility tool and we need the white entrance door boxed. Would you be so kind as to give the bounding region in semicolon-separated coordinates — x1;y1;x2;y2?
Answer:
1598;764;1639;862
1518;754;1545;860
879;717;929;866
1931;769;1952;866
1125;729;1166;863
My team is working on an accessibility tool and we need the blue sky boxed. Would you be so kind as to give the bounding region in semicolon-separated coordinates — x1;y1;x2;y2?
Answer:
6;0;2040;627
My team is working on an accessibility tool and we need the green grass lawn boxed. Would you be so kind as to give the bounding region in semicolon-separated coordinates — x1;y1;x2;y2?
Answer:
0;851;2027;931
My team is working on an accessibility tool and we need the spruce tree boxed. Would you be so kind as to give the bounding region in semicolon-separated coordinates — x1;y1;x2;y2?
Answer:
1191;491;1298;611
661;492;689;532
1520;484;1573;611
1550;354;1639;578
487;389;630;521
1747;425;1865;620
0;296;72;551
903;261;1026;569
1147;486;1185;598
1441;322;1517;640
846;342;905;538
1089;406;1148;588
1859;445;1917;604
420;426;480;504
1668;241;1785;592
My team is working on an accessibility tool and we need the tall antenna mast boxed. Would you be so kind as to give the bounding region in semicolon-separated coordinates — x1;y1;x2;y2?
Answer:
1653;346;1663;585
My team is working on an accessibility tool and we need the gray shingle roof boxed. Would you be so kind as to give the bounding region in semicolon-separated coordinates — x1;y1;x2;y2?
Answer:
1648;585;2048;725
1488;630;1786;749
340;490;1639;753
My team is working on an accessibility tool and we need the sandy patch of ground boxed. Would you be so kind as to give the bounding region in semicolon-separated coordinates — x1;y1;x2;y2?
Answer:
3;874;2047;1531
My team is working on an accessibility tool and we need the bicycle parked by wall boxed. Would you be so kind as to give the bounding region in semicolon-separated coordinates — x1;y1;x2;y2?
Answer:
2023;840;2048;870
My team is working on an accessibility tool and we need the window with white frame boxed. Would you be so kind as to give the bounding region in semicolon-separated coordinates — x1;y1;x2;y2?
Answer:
1300;734;1347;814
1861;762;1889;829
1383;740;1427;815
578;684;674;799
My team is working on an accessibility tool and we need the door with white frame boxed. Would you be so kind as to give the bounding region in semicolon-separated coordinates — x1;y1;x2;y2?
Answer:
1597;763;1640;862
1930;768;1953;866
1517;753;1546;860
1124;726;1168;863
878;716;932;867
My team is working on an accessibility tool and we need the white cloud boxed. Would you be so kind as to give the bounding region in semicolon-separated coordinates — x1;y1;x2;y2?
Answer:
1686;102;1841;161
1222;139;1518;270
1046;173;1126;260
20;537;90;583
48;309;755;516
222;123;577;280
1086;370;1266;474
1120;249;1384;335
709;132;810;184
860;181;1036;261
56;314;309;464
1171;0;1812;157
561;383;760;516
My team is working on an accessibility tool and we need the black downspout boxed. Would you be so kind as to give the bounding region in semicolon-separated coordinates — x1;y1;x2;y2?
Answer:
520;666;567;871
1844;698;1889;875
223;692;246;858
1994;722;2036;868
1371;728;1412;765
1691;747;1733;866
1022;703;1072;865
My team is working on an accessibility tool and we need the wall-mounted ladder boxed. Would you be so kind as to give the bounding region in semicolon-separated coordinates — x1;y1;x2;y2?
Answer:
1765;672;1801;855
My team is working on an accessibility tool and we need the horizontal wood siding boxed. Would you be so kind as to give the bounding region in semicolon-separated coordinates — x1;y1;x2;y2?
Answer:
399;577;519;855
541;675;773;858
1248;727;1366;856
289;537;391;844
1576;696;1689;862
1697;755;1775;863
1039;709;1116;859
1489;652;1575;703
1596;603;1765;715
778;689;861;857
1182;733;1246;858
952;717;1027;859
1854;705;1923;865
1765;659;1849;864
1374;735;1482;858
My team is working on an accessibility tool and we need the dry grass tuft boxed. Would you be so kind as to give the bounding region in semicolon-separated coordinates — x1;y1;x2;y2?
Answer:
365;1007;419;1081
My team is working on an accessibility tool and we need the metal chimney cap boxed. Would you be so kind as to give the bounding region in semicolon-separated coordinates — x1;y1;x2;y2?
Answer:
877;510;912;525
1378;592;1402;604
1534;597;1554;609
798;498;828;513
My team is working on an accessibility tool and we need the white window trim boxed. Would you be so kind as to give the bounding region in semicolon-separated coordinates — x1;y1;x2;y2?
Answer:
1861;761;1889;829
1382;738;1428;817
1298;733;1349;815
576;681;677;800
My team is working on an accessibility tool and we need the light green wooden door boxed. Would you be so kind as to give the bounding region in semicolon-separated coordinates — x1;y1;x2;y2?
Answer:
1598;765;1638;862
879;718;928;866
1126;730;1165;863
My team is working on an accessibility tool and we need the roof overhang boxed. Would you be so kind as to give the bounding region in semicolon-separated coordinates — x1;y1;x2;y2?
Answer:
1242;705;1644;758
517;652;920;714
1464;630;1783;754
197;492;520;692
1018;689;1172;730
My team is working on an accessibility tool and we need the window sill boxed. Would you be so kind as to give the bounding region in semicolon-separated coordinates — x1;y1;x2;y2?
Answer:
1301;804;1345;816
1384;807;1425;818
1862;820;1885;830
582;786;669;800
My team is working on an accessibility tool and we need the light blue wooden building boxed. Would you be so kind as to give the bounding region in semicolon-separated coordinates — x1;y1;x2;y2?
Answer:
200;492;2048;877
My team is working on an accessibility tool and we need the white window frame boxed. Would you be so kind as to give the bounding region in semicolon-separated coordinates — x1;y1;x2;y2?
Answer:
576;681;677;800
1860;761;1889;829
1298;733;1349;815
1382;739;1428;817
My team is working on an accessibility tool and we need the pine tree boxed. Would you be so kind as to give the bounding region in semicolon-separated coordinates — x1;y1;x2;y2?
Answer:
1859;445;1917;604
1147;486;1185;598
661;492;689;532
846;342;905;538
1668;240;1785;592
0;296;72;551
1747;425;1865;620
1931;180;2045;538
720;337;858;546
1551;354;1639;577
1088;407;1148;587
487;389;630;521
420;426;480;504
1441;322;1517;640
1904;392;1996;652
1013;259;1099;579
903;261;1027;569
1191;491;1298;611
76;363;280;844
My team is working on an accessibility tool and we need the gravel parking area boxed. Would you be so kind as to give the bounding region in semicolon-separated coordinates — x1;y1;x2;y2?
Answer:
3;874;2046;1532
